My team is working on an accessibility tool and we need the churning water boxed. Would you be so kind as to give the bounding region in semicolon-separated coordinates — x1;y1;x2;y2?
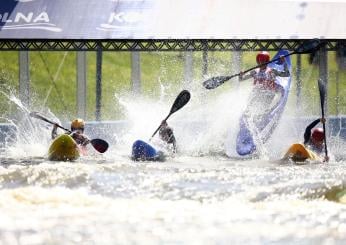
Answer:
1;85;346;245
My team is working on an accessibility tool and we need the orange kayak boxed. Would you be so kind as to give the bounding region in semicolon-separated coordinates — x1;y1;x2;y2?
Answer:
283;143;321;162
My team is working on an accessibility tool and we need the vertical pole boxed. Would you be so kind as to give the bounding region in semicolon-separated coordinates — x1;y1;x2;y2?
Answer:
335;70;339;116
131;51;141;94
232;51;242;89
95;46;102;121
19;51;30;106
296;54;302;111
202;50;208;76
77;51;87;119
184;51;193;86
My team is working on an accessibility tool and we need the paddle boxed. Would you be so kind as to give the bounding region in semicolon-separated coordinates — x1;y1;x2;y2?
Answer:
203;39;324;89
29;111;109;153
150;90;191;139
318;79;328;160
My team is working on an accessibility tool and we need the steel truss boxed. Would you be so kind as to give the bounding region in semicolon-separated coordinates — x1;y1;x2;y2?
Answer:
0;39;345;51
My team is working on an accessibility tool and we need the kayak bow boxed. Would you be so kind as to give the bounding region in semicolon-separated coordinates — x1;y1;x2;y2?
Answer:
48;134;80;161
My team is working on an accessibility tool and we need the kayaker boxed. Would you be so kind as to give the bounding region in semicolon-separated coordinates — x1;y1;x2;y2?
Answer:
52;118;90;147
239;52;290;114
304;117;329;162
239;52;290;89
131;121;176;161
158;120;177;153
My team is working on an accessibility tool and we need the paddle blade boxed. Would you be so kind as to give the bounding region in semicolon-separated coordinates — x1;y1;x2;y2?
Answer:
90;138;109;153
151;90;191;139
296;39;324;54
202;75;233;89
169;90;191;115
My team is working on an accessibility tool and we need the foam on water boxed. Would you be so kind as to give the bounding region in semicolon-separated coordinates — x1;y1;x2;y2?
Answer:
113;81;252;158
1;158;346;244
0;89;55;159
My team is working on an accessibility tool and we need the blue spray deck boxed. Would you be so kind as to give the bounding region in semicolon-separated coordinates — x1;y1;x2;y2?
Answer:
235;50;292;156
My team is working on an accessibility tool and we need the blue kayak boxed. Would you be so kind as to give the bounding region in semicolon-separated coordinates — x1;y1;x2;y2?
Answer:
235;50;292;156
131;140;165;161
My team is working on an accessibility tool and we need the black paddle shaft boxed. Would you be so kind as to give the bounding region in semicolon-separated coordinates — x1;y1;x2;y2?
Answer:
29;112;71;132
151;90;191;139
318;79;328;158
29;111;109;153
203;39;324;89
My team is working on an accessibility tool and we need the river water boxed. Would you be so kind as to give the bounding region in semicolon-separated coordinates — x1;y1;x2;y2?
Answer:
1;88;346;244
1;153;346;245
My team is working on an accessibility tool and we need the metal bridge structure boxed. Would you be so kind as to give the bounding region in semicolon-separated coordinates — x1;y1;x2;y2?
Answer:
0;39;345;52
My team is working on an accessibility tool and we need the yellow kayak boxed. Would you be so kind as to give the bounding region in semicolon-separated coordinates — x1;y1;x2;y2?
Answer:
283;143;321;162
48;134;80;161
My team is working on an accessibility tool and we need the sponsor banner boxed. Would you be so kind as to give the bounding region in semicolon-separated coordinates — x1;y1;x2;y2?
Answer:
0;0;155;39
1;0;345;39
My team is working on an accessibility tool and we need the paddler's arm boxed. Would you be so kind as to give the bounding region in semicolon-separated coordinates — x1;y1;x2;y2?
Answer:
166;128;177;153
239;70;256;81
70;131;90;146
51;124;58;139
272;56;290;77
303;118;321;144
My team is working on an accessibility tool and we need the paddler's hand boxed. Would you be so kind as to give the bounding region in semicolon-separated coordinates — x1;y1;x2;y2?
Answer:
239;71;244;80
323;155;329;163
279;55;285;63
51;123;59;140
82;138;91;146
320;117;326;124
160;120;168;128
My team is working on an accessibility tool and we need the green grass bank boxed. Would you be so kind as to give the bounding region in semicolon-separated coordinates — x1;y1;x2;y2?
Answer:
0;51;345;121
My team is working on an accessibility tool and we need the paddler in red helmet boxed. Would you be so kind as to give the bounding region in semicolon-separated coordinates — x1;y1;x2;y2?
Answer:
239;52;290;115
239;51;290;90
304;117;329;162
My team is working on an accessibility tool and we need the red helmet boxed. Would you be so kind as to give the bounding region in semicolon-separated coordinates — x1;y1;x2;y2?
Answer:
256;51;270;64
311;128;324;142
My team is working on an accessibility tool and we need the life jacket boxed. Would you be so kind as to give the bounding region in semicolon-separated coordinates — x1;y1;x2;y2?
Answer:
253;67;277;90
70;131;88;146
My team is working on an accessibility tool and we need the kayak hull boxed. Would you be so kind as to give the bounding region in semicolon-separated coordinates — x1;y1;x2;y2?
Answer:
48;134;80;161
235;49;292;156
131;140;165;162
283;143;320;162
236;117;256;156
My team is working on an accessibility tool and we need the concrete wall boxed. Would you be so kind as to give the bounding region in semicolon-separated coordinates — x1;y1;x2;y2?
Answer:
1;117;346;146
